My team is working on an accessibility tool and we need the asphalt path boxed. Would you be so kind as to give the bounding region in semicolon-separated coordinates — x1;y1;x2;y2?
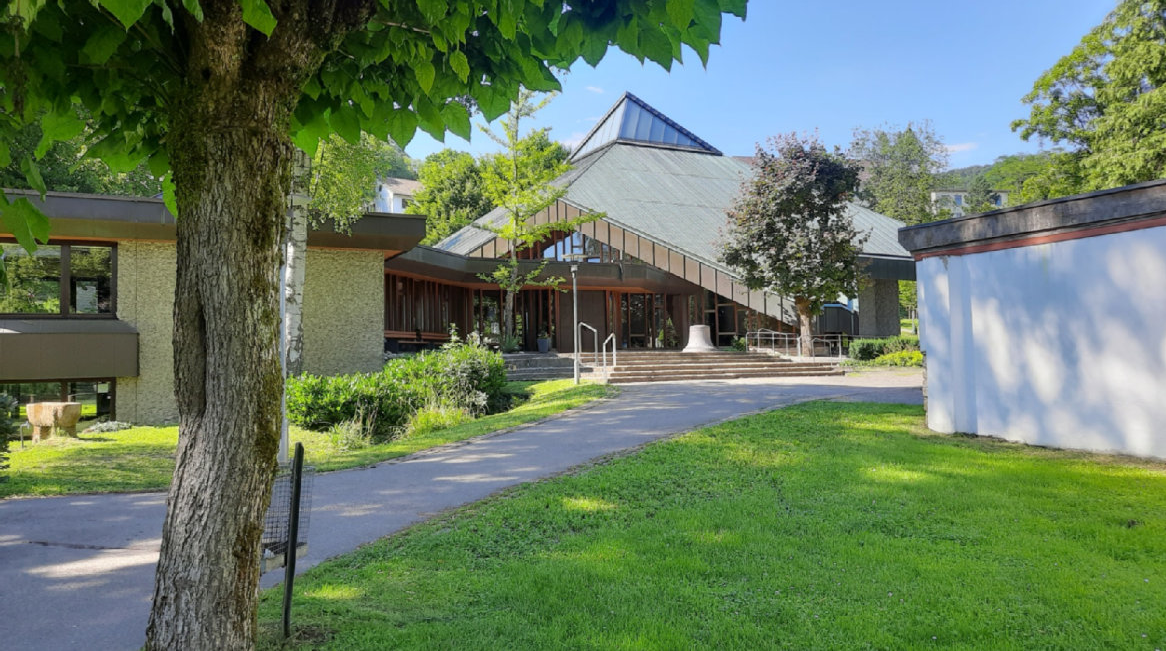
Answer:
0;373;921;651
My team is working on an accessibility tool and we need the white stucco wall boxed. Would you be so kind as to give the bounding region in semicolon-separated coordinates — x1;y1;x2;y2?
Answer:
919;224;1166;458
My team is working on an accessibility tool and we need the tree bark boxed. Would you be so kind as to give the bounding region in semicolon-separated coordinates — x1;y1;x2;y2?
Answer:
145;3;337;648
284;150;311;377
795;297;814;357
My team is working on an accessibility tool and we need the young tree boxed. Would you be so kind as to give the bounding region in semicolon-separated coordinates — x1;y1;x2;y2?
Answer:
965;173;1000;213
849;122;949;225
408;149;494;245
285;134;411;378
722;133;867;355
477;90;595;350
1013;0;1166;191
1;2;746;647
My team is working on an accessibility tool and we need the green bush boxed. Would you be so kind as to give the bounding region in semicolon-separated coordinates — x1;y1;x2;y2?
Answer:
849;335;919;360
730;336;748;352
871;350;924;367
286;340;507;438
0;395;17;479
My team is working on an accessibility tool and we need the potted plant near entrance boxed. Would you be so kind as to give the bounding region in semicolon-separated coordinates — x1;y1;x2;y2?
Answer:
536;328;552;354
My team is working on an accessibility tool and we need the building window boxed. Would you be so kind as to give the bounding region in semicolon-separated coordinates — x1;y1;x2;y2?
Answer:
0;242;115;316
0;379;116;425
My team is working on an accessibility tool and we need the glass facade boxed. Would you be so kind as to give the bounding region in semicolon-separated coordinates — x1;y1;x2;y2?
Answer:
0;380;115;425
0;242;115;316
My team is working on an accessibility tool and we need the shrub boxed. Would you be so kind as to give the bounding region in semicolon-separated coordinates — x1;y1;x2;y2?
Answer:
730;336;748;352
849;335;919;360
406;401;473;438
0;395;16;479
871;350;924;367
849;338;884;361
286;340;507;438
82;420;135;434
327;406;379;451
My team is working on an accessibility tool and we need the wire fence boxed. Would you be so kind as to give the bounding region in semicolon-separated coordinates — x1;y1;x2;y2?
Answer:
262;461;313;560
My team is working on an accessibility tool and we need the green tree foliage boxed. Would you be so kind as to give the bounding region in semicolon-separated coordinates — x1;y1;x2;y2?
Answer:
476;90;597;348
849;122;949;225
0;122;161;196
410;133;568;245
307;133;412;230
1013;0;1166;191
722;133;867;353
965;174;1000;213
943;151;1084;206
409;149;493;245
1;1;746;646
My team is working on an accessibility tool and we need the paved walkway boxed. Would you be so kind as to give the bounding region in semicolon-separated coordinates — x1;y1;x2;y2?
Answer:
0;371;920;651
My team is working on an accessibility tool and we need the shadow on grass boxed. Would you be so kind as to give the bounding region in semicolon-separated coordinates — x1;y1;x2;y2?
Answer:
259;402;1166;650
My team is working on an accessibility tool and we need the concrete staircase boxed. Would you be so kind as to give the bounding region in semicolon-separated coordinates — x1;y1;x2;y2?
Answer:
576;350;844;384
502;352;591;381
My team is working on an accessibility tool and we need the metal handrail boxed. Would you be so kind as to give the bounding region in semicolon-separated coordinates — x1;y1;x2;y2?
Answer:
745;330;850;359
578;322;599;372
602;333;617;379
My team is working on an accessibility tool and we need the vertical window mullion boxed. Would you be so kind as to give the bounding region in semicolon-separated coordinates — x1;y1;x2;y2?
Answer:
60;245;71;316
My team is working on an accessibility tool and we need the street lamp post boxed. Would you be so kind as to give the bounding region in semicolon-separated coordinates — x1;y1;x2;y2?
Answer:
571;263;579;385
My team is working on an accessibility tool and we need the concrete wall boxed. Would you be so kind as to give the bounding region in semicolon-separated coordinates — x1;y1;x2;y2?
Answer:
918;225;1166;458
858;278;900;337
301;249;385;377
115;241;179;424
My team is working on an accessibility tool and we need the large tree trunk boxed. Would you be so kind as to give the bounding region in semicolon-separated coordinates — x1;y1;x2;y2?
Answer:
145;5;332;648
795;297;814;357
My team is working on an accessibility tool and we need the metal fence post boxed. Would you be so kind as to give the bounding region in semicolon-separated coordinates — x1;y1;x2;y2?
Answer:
282;442;305;639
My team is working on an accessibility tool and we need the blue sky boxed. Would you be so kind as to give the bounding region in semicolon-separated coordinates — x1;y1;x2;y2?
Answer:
404;1;1115;169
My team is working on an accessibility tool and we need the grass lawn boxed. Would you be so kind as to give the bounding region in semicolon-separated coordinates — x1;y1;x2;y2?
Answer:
901;317;919;334
258;402;1166;649
0;379;615;499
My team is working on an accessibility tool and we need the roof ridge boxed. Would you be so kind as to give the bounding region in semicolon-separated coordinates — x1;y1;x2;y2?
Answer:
569;91;721;162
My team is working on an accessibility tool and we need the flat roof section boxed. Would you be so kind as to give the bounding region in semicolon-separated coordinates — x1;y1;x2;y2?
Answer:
0;189;427;255
899;179;1166;258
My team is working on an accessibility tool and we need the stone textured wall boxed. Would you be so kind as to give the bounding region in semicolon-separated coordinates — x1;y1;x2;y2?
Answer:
301;249;385;377
115;241;179;424
858;278;901;337
114;244;383;424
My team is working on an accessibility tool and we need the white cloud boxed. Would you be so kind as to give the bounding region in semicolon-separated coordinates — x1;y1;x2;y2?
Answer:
579;115;601;124
945;142;979;153
561;131;588;149
585;86;604;94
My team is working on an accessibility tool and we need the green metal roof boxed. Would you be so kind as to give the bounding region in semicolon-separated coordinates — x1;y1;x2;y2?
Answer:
438;142;912;275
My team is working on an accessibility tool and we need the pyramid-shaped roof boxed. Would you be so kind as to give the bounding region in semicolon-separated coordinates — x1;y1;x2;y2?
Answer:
570;92;722;162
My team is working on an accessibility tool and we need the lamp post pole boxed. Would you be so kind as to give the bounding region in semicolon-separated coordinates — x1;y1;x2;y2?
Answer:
571;263;580;385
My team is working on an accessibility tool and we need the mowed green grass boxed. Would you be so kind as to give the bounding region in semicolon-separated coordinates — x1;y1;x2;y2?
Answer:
0;380;615;499
258;402;1166;650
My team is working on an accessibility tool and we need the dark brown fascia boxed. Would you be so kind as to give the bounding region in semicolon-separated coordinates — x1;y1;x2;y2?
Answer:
386;245;702;294
898;178;1166;255
0;189;427;254
0;318;138;380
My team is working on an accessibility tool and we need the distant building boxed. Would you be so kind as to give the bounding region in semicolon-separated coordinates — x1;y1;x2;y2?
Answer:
375;177;422;213
931;188;1009;219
